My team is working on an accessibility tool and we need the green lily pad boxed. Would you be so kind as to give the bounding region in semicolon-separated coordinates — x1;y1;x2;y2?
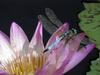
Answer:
79;3;100;50
79;3;100;75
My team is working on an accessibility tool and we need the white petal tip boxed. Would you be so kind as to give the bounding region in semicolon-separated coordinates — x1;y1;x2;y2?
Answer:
11;22;19;29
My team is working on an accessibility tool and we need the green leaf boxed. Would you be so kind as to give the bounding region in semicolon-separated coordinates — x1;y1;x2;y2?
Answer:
79;3;100;50
79;3;100;75
87;53;100;75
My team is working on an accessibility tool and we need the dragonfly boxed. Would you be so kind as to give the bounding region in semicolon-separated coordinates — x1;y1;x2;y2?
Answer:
43;28;77;53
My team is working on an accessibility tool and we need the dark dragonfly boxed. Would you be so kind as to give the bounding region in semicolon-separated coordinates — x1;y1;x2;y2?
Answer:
43;28;77;53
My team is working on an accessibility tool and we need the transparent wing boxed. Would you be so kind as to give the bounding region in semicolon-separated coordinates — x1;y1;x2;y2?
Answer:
39;8;63;34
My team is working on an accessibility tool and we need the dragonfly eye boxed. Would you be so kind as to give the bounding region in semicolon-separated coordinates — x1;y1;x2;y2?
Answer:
72;28;77;34
67;29;77;36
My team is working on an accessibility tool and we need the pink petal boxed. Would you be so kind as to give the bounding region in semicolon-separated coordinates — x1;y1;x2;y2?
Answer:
35;69;46;75
0;31;10;43
46;23;69;49
63;44;95;73
0;31;14;64
35;51;57;75
10;22;29;53
54;40;66;61
67;33;85;51
52;64;65;75
56;33;85;69
45;51;56;66
44;51;57;75
29;21;44;55
0;71;9;75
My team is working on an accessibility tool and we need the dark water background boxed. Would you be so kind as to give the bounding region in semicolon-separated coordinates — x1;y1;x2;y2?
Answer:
0;0;99;75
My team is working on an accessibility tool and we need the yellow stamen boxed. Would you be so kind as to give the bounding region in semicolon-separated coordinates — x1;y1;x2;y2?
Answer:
0;54;46;75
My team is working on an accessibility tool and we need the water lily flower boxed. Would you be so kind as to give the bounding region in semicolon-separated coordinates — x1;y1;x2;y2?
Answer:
0;20;95;75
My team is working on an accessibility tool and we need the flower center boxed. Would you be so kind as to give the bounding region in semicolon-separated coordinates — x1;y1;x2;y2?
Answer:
1;54;46;75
